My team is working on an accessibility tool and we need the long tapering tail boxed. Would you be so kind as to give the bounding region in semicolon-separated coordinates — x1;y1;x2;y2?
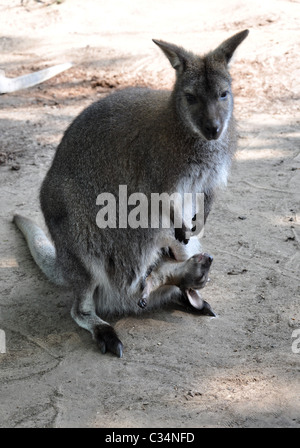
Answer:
13;214;66;286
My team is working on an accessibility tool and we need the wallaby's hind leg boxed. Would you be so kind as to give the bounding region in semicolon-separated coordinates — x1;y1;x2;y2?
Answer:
71;284;123;358
141;285;183;310
139;283;216;317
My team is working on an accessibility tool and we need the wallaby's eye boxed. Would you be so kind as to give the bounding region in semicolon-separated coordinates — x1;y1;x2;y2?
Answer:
185;93;197;105
220;91;229;100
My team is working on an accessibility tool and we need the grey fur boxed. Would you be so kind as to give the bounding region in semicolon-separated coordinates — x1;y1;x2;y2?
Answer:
13;30;249;357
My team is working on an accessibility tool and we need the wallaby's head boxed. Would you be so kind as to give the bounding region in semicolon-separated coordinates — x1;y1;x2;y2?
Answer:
153;30;249;141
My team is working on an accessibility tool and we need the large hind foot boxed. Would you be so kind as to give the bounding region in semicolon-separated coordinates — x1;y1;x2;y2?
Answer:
71;291;123;358
94;325;123;358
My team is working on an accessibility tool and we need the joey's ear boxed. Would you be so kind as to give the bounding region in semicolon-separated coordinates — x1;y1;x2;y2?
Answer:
212;29;249;65
152;39;190;72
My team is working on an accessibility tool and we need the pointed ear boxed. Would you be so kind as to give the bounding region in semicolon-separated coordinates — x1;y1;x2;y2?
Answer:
152;39;189;72
213;29;249;64
185;288;204;310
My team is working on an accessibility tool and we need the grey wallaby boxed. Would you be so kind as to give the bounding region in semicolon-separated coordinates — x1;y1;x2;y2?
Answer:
13;29;249;357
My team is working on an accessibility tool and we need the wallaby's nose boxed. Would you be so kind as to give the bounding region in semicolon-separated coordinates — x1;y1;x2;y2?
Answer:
202;253;213;267
203;122;221;140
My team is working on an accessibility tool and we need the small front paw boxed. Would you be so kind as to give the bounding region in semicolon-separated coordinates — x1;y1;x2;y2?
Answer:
138;298;147;309
174;227;189;244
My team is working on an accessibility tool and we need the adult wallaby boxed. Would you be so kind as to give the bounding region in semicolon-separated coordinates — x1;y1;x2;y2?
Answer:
13;29;249;357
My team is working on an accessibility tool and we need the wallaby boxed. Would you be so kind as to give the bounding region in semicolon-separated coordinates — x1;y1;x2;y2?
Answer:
138;252;214;315
13;30;249;357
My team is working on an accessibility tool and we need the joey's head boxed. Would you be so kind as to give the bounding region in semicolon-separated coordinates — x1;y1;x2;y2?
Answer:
153;30;249;141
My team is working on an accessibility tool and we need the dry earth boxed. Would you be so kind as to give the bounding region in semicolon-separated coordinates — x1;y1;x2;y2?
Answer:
0;0;299;428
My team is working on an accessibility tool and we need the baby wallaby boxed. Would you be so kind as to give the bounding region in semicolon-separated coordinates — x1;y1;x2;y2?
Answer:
13;30;249;357
138;252;215;316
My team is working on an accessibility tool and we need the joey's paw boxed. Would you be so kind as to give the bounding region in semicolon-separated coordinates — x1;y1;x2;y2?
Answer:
138;298;147;309
94;325;123;358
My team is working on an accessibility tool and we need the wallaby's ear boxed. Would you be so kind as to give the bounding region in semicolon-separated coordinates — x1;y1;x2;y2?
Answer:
213;29;249;65
152;39;190;72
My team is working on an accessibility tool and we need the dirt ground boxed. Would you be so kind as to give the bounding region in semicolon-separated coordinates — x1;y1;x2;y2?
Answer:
0;0;299;428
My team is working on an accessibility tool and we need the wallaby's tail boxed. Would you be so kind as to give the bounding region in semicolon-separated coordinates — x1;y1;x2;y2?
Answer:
13;214;66;286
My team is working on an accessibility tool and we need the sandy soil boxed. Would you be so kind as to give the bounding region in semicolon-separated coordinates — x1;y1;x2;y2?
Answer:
0;0;299;428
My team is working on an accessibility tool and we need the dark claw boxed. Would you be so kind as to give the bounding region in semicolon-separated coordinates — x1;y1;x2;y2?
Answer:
114;342;123;358
198;300;217;317
180;292;216;317
94;325;124;357
138;298;147;309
